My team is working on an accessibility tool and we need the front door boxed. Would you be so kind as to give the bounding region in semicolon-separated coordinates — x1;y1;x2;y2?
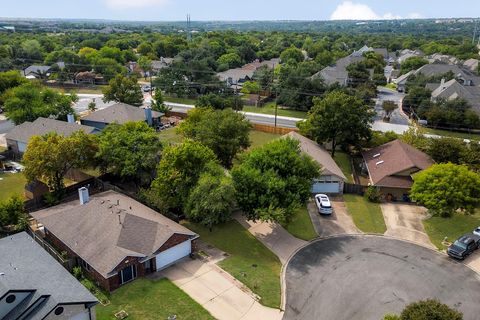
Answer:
120;265;137;284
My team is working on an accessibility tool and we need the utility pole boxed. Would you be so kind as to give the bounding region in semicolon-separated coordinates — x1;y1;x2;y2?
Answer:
473;20;478;45
186;14;192;42
272;64;278;129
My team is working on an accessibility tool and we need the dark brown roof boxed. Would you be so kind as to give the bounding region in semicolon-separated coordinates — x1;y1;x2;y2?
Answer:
31;191;196;278
362;139;434;188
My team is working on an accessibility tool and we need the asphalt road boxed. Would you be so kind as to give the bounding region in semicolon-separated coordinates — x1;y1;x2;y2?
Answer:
284;235;480;320
375;87;409;125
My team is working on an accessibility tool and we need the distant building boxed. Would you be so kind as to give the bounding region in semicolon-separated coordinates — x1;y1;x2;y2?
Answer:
217;58;280;90
0;232;98;319
463;58;479;72
151;57;174;74
22;65;52;79
397;49;424;64
5;117;98;157
428;78;480;114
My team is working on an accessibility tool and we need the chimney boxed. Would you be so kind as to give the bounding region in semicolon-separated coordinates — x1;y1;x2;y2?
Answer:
67;114;75;124
144;107;153;126
440;78;445;88
78;187;89;205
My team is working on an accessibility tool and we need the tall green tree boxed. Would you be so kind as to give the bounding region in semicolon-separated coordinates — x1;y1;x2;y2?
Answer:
2;82;75;125
0;70;27;96
232;138;320;223
102;74;144;106
411;163;480;217
299;90;374;157
0;196;27;230
149;140;218;214
150;89;171;113
96;122;162;184
178;108;251;168
400;57;429;75
280;47;304;64
185;165;236;231
23;131;98;195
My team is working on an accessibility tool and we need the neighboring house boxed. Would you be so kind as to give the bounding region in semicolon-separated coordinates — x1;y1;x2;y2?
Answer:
30;189;198;292
217;58;280;89
413;63;480;86
397;49;424;64
463;58;479;72
5;117;98;157
0;232;98;320
22;65;51;79
151;57;174;74
427;53;459;65
311;54;365;86
428;78;480;114
75;71;104;85
80;103;164;130
285;132;347;194
394;70;414;92
362;139;434;201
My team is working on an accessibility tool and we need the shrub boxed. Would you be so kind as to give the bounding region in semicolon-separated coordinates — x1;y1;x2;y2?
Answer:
400;299;463;320
73;266;83;280
364;186;382;203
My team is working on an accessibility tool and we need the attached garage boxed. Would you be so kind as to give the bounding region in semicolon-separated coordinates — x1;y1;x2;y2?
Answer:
312;175;343;194
156;240;192;271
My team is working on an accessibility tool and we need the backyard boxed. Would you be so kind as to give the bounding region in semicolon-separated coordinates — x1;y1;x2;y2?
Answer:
343;194;387;234
0;172;26;202
243;102;307;119
333;151;354;183
96;278;213;320
423;212;480;250
182;220;282;308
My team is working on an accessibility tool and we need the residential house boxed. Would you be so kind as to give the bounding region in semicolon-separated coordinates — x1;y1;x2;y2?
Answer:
413;63;480;86
22;65;51;79
397;49;424;64
217;58;280;89
285;132;347;194
463;58;479;72
362;139;434;201
30;189;198;292
80;103;164;130
428;78;480;114
0;232;98;320
151;57;174;74
74;71;104;85
5;117;98;157
427;53;459;65
394;70;414;92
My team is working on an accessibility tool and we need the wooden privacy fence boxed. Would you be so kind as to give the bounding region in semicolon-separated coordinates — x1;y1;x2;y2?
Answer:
344;183;366;195
26;228;73;270
252;123;298;135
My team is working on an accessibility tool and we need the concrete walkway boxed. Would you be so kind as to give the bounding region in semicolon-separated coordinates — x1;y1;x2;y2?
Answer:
234;213;306;265
161;256;283;320
381;203;436;249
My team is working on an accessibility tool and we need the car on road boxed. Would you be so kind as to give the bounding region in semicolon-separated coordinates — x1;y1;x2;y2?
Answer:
473;227;480;237
315;194;333;215
447;234;480;260
142;84;154;93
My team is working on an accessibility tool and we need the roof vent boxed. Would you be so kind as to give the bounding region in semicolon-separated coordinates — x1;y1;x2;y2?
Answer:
373;153;381;158
376;160;385;166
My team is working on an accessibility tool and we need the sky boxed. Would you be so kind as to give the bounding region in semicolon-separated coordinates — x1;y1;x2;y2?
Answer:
1;0;479;21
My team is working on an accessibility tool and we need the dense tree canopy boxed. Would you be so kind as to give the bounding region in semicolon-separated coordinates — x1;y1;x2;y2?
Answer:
102;74;144;106
178;108;251;167
232;138;320;223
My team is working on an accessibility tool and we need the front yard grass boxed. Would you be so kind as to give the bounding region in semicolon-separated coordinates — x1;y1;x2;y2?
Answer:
164;96;198;105
243;102;307;119
96;278;213;320
0;172;27;202
423;212;480;250
182;220;282;308
333;152;354;183
283;205;317;241
248;130;280;150
343;194;386;234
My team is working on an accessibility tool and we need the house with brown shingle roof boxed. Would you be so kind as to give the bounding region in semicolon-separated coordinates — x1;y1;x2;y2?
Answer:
30;189;197;292
362;139;434;201
285;132;347;194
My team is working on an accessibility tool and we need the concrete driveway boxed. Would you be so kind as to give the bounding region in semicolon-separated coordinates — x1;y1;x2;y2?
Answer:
381;203;435;249
284;235;480;320
307;199;360;238
162;257;283;320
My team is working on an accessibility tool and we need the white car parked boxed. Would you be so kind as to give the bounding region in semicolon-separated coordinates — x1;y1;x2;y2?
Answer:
473;227;480;237
315;194;333;215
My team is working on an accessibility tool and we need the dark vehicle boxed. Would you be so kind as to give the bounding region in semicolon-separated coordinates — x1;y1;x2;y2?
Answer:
447;234;480;260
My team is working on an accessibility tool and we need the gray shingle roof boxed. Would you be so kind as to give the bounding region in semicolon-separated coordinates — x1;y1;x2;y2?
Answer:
0;232;97;320
31;191;196;278
23;65;51;77
285;132;347;181
5;117;97;144
414;64;480;85
81;103;163;125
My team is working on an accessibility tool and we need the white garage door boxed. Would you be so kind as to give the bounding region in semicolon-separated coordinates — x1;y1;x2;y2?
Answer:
156;240;191;271
312;182;340;194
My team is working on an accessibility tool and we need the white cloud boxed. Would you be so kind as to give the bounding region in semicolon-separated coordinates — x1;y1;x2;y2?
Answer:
104;0;169;9
330;1;422;20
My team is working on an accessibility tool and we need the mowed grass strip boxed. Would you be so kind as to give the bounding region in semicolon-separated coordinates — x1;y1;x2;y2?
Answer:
96;278;213;320
283;205;317;241
343;194;386;234
182;220;282;308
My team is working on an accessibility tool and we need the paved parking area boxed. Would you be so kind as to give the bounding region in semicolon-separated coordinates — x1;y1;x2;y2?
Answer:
284;235;480;320
161;258;283;320
381;203;435;249
307;199;360;238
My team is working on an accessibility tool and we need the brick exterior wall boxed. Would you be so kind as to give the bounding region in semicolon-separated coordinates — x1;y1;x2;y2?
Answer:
43;229;192;292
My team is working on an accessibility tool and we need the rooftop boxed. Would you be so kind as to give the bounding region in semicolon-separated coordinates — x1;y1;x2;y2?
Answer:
81;103;163;125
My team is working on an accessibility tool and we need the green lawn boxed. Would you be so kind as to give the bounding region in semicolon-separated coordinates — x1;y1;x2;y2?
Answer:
424;128;480;141
164;96;198;105
243;102;307;119
158;127;184;145
96;278;213;320
248;130;280;149
423;212;480;250
333;152;354;183
343;194;386;234
182;220;282;308
0;172;27;202
283;205;317;241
